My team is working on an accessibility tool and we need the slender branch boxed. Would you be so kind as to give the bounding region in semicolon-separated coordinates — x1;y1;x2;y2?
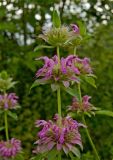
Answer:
74;47;76;56
4;111;9;141
82;115;100;160
77;83;100;160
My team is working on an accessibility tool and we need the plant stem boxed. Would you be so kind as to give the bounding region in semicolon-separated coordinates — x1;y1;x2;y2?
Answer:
4;111;9;141
57;46;60;67
74;47;76;56
58;153;62;160
57;87;61;117
57;46;62;118
82;115;100;160
77;83;100;160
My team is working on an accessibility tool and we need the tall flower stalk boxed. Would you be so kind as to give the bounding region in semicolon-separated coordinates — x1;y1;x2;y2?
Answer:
57;46;62;159
57;46;62;118
4;111;9;141
77;83;100;160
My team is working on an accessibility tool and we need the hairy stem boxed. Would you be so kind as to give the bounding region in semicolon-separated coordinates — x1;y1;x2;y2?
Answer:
78;83;100;160
4;111;9;141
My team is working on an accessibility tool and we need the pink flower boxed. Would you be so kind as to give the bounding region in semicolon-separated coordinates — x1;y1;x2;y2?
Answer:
0;138;22;158
33;115;85;155
68;95;95;112
35;55;92;88
71;24;79;34
0;93;19;110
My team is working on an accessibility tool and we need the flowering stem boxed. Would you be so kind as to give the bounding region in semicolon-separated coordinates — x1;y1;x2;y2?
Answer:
57;46;62;119
82;115;100;160
58;153;62;160
74;47;76;56
4;111;9;141
77;83;100;160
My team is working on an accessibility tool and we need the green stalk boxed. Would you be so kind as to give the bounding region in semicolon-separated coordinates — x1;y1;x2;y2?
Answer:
78;83;100;160
57;46;62;118
82;115;100;160
58;153;62;160
4;111;9;141
74;47;76;56
57;46;62;159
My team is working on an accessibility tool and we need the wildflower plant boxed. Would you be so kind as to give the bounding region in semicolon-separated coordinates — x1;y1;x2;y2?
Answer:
0;71;24;160
31;10;113;160
31;10;96;160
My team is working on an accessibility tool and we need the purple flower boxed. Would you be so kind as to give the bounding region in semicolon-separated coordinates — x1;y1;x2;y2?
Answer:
33;115;85;155
0;138;22;158
0;93;19;110
68;95;95;112
71;24;79;34
35;55;92;88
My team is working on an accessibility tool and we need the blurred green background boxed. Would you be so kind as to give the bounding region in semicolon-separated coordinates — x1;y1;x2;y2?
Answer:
0;0;113;159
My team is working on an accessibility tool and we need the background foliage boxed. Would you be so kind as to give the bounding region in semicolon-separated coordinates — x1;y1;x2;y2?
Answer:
0;0;113;159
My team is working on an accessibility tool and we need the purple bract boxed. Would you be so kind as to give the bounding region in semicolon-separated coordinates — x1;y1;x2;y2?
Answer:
33;115;85;155
68;95;94;112
0;138;22;158
35;55;92;88
0;93;19;110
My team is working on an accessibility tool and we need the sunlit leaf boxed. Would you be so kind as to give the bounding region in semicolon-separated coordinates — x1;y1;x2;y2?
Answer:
53;10;61;28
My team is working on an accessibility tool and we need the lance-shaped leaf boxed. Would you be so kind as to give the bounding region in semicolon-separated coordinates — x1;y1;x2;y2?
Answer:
84;76;96;88
62;86;80;100
30;79;52;91
0;126;5;131
71;147;81;158
53;10;61;28
34;45;55;51
47;149;58;160
7;110;18;120
95;110;113;117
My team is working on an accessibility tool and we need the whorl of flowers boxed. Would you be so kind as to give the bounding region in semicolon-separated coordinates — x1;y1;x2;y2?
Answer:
0;93;19;110
33;115;85;155
0;138;22;158
38;24;81;47
35;55;92;88
68;95;96;113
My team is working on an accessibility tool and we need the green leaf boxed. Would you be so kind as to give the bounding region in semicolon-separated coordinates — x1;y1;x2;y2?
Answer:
14;153;24;160
7;111;18;120
34;45;55;51
0;110;4;114
47;149;58;160
30;79;51;91
53;10;61;28
95;110;113;117
62;86;80;100
51;83;59;92
71;147;81;158
85;76;96;88
0;126;5;131
69;152;79;160
77;21;86;36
